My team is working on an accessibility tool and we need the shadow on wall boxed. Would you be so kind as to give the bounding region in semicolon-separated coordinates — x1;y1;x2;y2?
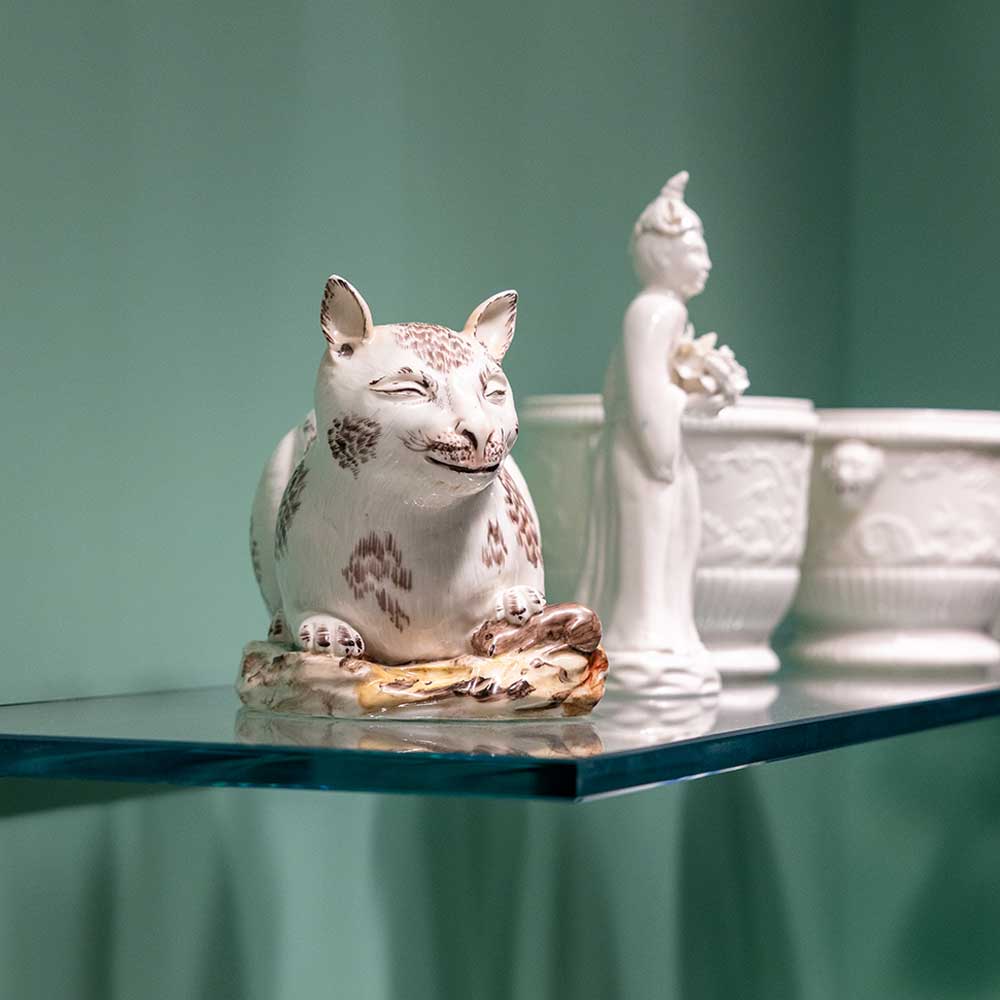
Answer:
0;779;172;819
3;718;999;1000
374;768;800;1000
374;794;624;1000
876;719;1000;999
0;782;279;1000
678;769;801;999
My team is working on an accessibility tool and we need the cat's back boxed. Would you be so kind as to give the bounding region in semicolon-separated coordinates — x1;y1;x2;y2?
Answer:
250;412;318;614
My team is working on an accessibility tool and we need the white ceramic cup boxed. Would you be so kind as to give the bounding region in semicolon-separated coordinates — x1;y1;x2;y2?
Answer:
516;395;817;675
791;408;1000;670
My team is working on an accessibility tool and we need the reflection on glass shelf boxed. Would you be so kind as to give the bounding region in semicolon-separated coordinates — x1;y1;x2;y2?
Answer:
235;709;608;759
0;659;998;801
234;688;723;759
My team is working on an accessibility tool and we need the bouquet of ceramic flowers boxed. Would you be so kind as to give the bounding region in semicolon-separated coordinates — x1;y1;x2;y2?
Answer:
670;324;749;414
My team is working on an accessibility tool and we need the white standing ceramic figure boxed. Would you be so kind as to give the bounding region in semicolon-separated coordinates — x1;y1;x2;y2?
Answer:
241;276;607;719
579;172;748;696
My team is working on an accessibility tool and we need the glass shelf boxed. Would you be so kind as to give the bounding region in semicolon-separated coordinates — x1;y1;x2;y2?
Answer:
1;667;998;801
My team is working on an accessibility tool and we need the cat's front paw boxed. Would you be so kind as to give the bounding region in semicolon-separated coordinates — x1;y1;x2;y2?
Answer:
495;586;546;627
297;615;366;657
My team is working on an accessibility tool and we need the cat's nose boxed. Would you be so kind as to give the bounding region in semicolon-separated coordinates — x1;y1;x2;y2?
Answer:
455;415;492;458
456;425;479;450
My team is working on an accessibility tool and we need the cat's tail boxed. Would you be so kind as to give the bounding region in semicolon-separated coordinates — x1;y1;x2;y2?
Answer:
249;411;317;617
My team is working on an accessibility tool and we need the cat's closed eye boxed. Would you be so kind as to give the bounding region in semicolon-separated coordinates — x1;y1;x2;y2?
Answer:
369;369;437;401
481;371;509;403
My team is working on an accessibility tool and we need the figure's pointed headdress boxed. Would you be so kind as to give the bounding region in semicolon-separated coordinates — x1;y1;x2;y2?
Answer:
633;169;702;239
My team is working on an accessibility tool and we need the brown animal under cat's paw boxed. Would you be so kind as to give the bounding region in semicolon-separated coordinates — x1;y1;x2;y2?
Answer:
471;603;603;658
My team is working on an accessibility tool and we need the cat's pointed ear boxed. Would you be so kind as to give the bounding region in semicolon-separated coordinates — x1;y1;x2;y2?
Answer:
464;290;517;361
321;276;373;353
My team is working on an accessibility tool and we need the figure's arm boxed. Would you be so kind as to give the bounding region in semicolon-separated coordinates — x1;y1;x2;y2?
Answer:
621;296;688;483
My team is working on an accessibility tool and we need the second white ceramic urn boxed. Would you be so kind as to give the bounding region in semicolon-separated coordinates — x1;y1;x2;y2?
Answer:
792;409;1000;669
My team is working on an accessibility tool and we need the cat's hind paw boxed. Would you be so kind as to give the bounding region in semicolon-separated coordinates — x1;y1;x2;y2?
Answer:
495;586;546;627
297;615;366;657
268;610;291;644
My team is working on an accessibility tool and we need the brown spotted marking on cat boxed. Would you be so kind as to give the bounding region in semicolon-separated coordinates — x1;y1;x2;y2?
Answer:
275;460;308;559
341;531;413;631
328;414;380;477
301;412;317;449
393;323;476;372
483;432;508;468
250;522;263;587
482;519;508;569
500;468;541;568
375;589;411;632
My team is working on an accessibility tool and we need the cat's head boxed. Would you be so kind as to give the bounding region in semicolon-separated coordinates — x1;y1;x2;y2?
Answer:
313;276;520;500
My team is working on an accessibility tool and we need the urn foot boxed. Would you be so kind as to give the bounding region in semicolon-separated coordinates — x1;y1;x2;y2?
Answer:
789;627;1000;671
702;641;780;677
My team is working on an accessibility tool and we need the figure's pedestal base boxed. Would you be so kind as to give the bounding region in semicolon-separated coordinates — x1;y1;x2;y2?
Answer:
789;628;1000;671
238;641;608;720
603;649;722;699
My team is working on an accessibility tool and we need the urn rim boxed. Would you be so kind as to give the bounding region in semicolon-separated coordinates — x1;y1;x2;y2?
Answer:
521;393;817;436
816;407;1000;447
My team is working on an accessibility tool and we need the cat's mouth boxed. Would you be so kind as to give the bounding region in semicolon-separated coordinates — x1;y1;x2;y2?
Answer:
425;455;501;476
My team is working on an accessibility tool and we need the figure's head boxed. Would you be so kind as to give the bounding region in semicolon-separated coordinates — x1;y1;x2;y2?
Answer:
630;171;712;300
313;276;520;502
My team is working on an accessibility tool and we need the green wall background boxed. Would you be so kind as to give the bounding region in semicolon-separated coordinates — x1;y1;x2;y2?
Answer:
1;1;998;997
2;0;847;704
846;1;1000;409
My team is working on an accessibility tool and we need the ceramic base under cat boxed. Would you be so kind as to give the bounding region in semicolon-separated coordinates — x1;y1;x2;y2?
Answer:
238;603;608;720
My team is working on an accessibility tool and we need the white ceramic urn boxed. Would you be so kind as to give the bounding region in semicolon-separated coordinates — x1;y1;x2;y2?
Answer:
791;409;1000;670
516;395;604;604
516;395;816;675
684;397;817;674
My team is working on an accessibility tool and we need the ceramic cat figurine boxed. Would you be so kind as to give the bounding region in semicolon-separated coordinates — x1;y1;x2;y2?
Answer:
249;276;550;666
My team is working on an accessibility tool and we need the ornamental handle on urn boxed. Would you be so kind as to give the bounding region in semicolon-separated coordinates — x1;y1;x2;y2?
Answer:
821;438;885;510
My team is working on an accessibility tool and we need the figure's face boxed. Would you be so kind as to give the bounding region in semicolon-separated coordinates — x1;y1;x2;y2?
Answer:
674;227;712;297
313;279;521;503
632;223;712;300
